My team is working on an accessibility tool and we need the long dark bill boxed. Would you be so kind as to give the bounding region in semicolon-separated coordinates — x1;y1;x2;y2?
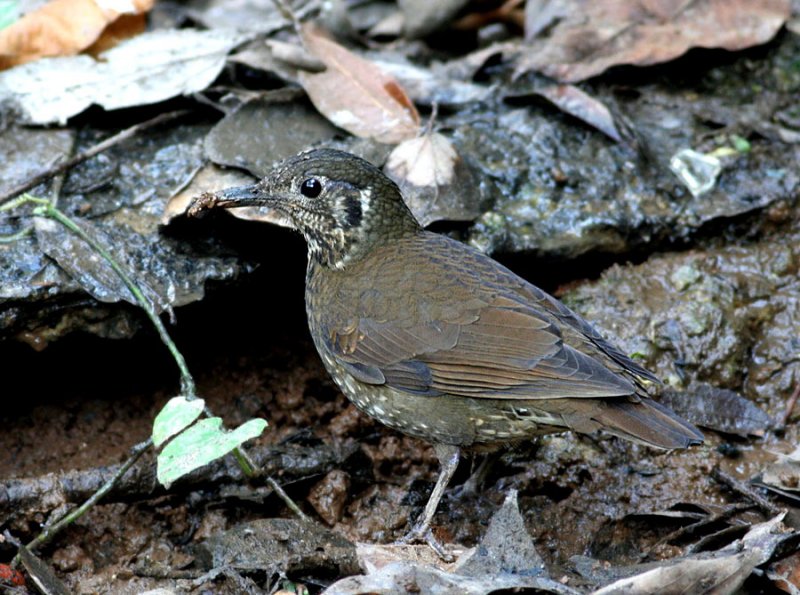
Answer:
213;185;267;208
188;185;272;218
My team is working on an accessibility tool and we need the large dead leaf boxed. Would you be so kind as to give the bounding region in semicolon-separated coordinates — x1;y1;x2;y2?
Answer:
0;0;154;70
298;23;420;144
518;0;790;82
0;28;250;125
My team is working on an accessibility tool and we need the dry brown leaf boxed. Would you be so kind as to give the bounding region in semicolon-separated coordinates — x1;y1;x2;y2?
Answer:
518;0;790;82
385;132;482;226
298;23;420;144
0;0;154;70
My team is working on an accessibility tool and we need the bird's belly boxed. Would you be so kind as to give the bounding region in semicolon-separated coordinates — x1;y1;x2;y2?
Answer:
318;352;564;447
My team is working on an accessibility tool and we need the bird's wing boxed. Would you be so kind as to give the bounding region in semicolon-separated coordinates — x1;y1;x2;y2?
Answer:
321;290;636;400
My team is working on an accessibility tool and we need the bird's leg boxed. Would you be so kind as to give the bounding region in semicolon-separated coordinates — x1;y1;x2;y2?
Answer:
399;444;460;559
459;450;501;496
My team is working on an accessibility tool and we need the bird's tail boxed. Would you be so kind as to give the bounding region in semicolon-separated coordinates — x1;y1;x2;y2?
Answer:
597;397;704;449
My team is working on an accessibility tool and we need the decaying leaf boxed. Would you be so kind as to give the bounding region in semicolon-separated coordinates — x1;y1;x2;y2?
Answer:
33;216;172;314
595;515;796;595
385;132;482;226
659;383;774;437
298;23;420;144
761;445;800;494
204;96;341;178
0;0;154;70
532;84;622;142
327;491;579;595
0;28;250;125
387;132;458;188
518;0;790;82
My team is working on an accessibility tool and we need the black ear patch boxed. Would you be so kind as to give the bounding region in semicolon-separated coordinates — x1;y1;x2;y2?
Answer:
344;197;363;227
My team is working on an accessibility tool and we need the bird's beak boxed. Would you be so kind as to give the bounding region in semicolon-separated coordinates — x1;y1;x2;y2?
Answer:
188;184;278;218
213;184;270;208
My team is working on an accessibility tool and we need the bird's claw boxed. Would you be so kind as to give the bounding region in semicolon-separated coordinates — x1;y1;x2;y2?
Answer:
397;525;454;562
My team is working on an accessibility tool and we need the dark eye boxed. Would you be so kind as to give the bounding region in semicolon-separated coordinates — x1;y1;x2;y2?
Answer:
300;178;322;198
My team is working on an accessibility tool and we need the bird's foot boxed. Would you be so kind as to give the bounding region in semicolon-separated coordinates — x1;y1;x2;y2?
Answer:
397;524;454;562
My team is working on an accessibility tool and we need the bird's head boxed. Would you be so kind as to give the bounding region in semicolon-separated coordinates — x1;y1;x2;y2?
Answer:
201;149;421;269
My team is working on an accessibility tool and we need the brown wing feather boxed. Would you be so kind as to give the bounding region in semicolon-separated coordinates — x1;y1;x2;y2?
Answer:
322;287;636;400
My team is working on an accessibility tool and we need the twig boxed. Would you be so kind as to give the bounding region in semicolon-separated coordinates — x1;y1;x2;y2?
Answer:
711;467;783;517
269;0;303;36
781;382;800;427
0;110;189;207
13;440;152;565
1;440;354;519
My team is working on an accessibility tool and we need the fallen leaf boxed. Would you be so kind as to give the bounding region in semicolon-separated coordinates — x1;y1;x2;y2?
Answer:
327;492;577;595
761;445;800;494
385;132;483;226
659;383;774;437
595;515;794;595
532;84;622;142
204;96;341;178
371;55;492;107
386;132;458;188
185;0;287;33
33;216;172;313
0;28;250;125
298;23;420;144
0;0;154;70
518;0;790;82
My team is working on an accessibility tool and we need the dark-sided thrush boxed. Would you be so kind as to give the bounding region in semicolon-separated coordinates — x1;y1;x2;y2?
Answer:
191;148;703;554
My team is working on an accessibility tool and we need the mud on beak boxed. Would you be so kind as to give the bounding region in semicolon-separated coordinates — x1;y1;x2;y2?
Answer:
187;185;272;218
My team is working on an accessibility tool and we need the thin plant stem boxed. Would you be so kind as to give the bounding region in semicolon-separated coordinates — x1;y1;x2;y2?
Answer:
24;196;196;397
7;196;306;526
14;440;152;565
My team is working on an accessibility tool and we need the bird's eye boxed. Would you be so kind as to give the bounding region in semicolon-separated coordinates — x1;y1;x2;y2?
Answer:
300;178;322;198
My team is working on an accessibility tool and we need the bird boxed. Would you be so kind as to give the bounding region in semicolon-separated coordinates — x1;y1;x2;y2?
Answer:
189;148;703;556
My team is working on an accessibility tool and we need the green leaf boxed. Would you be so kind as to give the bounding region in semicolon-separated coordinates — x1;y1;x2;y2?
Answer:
731;135;751;153
152;396;205;448
156;417;268;487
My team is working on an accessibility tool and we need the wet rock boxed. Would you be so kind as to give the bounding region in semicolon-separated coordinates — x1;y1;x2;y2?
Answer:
0;120;247;345
308;469;351;526
561;231;800;417
205;95;342;177
194;518;359;579
461;33;800;257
